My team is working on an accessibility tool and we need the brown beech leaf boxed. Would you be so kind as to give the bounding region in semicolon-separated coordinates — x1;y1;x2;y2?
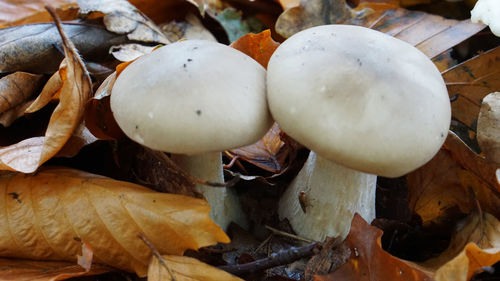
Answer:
229;30;280;69
0;11;92;173
275;0;485;60
443;46;500;129
147;255;243;281
418;212;500;281
25;66;64;113
0;167;229;277
0;72;44;116
407;132;500;226
0;0;78;28
0;101;33;127
229;123;285;173
77;0;169;45
0;257;111;281
314;214;433;281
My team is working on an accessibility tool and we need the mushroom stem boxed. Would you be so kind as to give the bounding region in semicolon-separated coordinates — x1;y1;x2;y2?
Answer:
170;152;247;231
278;151;376;241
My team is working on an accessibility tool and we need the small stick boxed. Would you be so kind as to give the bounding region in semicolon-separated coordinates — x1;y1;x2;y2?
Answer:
265;225;315;243
192;173;240;188
138;233;176;281
218;242;320;276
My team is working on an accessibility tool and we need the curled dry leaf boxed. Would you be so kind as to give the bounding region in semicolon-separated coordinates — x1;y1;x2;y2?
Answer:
314;214;433;281
0;0;78;28
0;23;129;74
0;13;92;173
77;0;169;45
407;132;500;226
148;255;243;281
0;257;111;281
0;72;44;116
160;13;217;43
419;212;500;281
443;46;500;129
0;167;229;277
25;65;64;113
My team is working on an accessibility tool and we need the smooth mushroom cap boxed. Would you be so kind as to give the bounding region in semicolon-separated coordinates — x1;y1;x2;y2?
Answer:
267;25;451;178
471;0;500;37
111;40;273;154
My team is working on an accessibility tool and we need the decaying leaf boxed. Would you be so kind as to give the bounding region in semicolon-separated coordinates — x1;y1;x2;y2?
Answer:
0;23;129;74
160;13;217;43
25;67;64;114
0;12;92;173
407;132;500;226
77;0;169;45
314;214;433;281
419;212;500;281
0;257;111;281
0;72;44;116
443;46;500;129
0;167;229;277
215;8;266;43
275;0;485;60
0;0;78;28
229;29;280;68
0;101;33;127
229;123;285;173
148;255;243;281
477;92;500;164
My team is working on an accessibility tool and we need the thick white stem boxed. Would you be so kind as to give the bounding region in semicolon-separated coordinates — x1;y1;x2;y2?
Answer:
171;152;247;231
278;151;376;241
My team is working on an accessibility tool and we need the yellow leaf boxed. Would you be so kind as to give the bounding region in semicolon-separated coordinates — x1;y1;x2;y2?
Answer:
148;255;243;281
0;167;229;277
0;9;92;173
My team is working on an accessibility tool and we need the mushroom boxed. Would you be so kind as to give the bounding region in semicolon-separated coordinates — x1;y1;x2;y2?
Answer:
267;25;451;241
471;0;500;37
110;40;273;230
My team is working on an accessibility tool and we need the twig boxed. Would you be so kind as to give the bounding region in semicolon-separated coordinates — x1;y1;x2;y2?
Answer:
218;242;320;276
192;173;240;188
265;225;315;243
137;233;176;281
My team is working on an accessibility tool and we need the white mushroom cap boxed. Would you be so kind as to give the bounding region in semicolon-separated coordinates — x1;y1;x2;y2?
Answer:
267;25;451;177
471;0;500;37
111;40;272;154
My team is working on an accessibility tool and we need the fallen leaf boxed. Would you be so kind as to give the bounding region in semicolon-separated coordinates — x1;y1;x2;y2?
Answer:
305;237;350;280
0;12;92;173
25;67;64;113
442;46;500;129
477;92;500;164
419;212;500;281
314;214;433;281
0;23;129;74
0;72;44;116
77;0;169;44
0;0;78;28
76;242;94;272
0;257;111;281
0;101;33;127
229;123;285;173
160;13;217;43
0;167;229;277
148;255;243;281
275;0;485;60
229;29;280;68
407;132;500;226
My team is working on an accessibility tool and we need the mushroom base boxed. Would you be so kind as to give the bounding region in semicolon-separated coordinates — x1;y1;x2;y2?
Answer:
278;151;376;241
171;152;247;231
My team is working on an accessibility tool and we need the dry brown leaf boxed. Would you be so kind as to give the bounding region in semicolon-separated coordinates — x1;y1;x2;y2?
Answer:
477;92;500;164
229;29;280;68
0;72;44;115
76;242;94;272
0;101;33;127
408;132;500;225
314;214;434;281
0;257;111;281
229;123;285;173
0;167;229;277
418;212;500;281
0;0;78;28
147;255;243;281
25;66;64;113
443;46;500;129
0;11;92;173
77;0;169;45
275;0;484;60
